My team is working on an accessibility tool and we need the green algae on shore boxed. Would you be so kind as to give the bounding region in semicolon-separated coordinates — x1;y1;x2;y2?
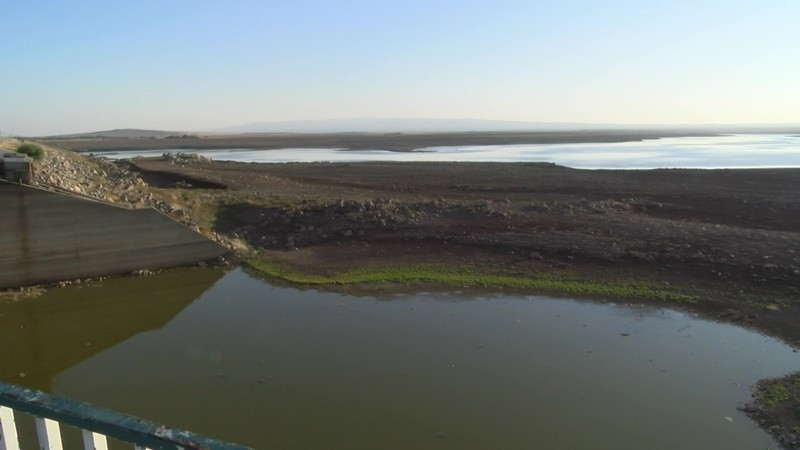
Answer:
246;256;696;303
749;372;800;447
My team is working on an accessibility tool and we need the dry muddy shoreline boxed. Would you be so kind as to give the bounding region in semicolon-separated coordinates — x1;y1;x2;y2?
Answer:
127;157;800;338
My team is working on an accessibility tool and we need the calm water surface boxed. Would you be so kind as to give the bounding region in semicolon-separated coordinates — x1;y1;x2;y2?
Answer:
92;134;800;169
1;268;797;449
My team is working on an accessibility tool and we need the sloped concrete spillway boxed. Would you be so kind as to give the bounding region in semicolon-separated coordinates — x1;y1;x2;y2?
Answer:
0;181;227;288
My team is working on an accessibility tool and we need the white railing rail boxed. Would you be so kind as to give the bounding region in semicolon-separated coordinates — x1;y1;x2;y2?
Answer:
0;382;248;450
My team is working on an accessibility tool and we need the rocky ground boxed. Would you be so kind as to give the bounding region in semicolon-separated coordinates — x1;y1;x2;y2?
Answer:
23;146;242;246
35;145;151;206
129;158;800;293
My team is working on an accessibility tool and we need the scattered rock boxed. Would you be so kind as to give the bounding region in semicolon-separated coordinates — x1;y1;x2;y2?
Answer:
736;403;762;414
131;269;155;277
163;152;212;165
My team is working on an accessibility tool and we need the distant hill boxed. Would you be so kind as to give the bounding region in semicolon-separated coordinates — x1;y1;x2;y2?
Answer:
41;129;192;139
212;118;800;134
37;120;800;138
213;118;596;134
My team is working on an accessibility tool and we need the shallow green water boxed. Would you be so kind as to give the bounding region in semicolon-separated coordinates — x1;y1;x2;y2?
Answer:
1;267;797;449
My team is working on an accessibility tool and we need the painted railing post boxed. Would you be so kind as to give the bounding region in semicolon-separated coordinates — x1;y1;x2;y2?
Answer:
0;406;20;450
81;429;109;450
35;417;63;449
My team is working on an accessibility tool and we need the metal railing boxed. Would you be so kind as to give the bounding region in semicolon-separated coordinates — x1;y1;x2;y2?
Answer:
0;382;248;449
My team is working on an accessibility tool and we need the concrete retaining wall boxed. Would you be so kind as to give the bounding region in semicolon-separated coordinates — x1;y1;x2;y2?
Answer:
0;182;228;288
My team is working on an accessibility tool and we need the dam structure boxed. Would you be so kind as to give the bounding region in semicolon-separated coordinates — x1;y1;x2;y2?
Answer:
0;180;227;289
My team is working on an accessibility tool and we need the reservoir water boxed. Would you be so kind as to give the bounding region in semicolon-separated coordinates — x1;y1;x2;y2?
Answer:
92;134;800;169
1;268;797;449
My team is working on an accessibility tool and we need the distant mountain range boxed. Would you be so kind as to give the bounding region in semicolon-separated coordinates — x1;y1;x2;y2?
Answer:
213;118;800;134
38;119;800;138
41;129;191;139
212;118;600;134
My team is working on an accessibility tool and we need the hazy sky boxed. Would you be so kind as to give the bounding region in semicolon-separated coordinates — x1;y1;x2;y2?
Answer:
2;1;798;135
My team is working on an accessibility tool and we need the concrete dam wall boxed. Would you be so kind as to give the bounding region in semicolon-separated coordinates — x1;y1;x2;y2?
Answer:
0;182;228;288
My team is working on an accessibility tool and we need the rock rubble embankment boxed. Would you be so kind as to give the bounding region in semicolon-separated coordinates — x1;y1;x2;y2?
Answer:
35;147;152;207
29;147;235;247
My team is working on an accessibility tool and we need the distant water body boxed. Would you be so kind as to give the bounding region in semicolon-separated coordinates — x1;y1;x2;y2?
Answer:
94;134;800;169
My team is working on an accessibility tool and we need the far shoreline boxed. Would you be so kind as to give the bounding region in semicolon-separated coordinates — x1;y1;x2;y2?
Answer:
71;133;800;171
39;130;724;153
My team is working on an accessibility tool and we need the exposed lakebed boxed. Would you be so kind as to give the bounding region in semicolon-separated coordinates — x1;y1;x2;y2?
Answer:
1;268;798;449
92;134;800;169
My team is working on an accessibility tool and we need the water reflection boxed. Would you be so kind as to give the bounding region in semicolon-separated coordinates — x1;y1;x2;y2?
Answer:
92;134;800;169
0;268;224;390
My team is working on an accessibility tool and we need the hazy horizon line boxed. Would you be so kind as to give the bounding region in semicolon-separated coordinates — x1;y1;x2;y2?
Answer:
17;117;800;138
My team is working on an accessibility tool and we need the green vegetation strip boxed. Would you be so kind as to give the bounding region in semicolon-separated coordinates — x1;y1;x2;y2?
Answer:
756;373;800;406
246;258;695;302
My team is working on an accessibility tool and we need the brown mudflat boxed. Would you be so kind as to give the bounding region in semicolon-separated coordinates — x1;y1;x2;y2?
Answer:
45;130;716;152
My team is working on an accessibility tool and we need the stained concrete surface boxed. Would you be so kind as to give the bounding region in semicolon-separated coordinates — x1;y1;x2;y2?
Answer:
0;181;227;288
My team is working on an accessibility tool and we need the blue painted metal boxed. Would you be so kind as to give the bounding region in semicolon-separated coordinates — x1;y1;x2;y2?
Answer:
0;382;249;450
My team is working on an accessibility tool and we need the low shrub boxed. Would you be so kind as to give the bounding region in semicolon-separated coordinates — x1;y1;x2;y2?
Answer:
16;143;44;160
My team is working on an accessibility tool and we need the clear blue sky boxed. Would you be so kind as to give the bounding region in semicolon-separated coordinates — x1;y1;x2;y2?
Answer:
2;0;798;135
